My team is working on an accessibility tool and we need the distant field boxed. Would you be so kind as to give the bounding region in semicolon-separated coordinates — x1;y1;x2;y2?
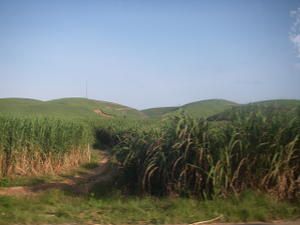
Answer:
141;106;179;118
0;98;145;121
209;99;300;121
142;99;238;119
252;99;300;107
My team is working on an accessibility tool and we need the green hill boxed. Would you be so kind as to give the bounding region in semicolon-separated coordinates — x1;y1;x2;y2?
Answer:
142;106;179;118
179;99;238;118
208;99;300;121
2;98;299;122
143;99;238;119
0;98;145;120
250;99;300;108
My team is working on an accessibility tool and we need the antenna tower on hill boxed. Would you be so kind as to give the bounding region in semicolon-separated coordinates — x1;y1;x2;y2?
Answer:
85;80;88;99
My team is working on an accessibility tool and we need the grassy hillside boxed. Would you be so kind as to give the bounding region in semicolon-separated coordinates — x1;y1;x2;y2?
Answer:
0;98;145;121
208;99;300;121
251;99;300;108
179;99;237;118
143;99;238;119
142;106;179;118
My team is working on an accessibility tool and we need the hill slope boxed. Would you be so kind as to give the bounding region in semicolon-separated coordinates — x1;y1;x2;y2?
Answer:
142;106;179;118
0;98;145;120
179;99;238;118
208;99;300;121
143;99;238;119
250;99;300;108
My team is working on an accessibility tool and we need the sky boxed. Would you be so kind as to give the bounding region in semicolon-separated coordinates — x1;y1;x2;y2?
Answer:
0;0;300;109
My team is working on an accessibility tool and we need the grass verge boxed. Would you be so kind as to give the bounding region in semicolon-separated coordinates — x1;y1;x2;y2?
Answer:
0;190;299;225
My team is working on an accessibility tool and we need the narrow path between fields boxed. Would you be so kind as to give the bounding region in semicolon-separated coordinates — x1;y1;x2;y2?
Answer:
0;150;116;196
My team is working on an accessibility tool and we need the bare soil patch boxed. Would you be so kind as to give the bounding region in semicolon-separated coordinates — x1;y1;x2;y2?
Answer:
93;109;113;118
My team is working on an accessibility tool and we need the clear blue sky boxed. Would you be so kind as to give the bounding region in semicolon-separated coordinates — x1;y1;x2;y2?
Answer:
0;0;300;109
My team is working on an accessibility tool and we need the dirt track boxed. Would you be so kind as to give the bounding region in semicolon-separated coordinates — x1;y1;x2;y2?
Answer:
0;151;115;196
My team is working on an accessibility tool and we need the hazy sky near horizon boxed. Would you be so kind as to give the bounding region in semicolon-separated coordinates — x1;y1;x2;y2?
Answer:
0;0;300;109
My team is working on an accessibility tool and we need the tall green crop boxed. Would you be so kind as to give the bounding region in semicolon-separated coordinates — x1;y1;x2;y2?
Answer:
0;116;92;177
112;109;300;200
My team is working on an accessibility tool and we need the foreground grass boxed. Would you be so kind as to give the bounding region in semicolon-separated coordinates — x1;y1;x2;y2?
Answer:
0;190;299;225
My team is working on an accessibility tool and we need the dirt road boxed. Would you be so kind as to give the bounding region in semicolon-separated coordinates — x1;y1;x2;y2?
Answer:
0;151;116;196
